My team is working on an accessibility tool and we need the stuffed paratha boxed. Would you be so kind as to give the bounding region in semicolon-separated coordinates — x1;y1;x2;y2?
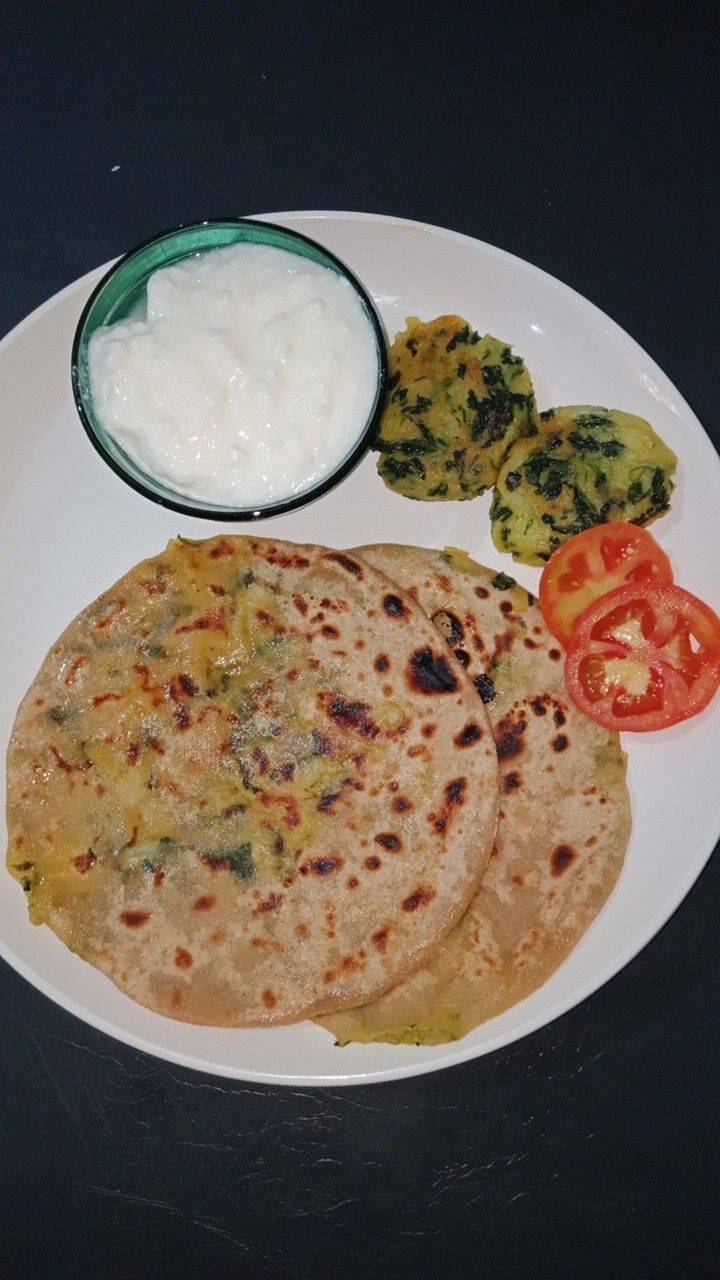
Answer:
6;535;499;1027
320;545;631;1046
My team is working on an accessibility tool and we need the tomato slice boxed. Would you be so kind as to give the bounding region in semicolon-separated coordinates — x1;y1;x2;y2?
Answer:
539;523;674;647
565;583;720;731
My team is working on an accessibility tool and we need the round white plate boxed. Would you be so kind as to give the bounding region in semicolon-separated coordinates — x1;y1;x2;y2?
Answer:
1;211;718;1086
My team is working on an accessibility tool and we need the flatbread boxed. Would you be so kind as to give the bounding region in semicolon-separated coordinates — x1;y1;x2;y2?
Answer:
320;545;631;1045
6;535;498;1027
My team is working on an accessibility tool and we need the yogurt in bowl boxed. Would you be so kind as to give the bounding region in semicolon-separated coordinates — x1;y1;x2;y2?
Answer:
72;220;387;520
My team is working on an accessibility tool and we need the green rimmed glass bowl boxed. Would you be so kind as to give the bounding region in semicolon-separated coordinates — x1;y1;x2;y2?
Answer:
71;218;388;520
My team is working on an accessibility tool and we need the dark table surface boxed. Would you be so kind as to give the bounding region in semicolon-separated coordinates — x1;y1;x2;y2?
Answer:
1;4;718;1278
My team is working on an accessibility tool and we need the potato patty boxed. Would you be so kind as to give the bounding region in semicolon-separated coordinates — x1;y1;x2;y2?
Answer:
375;315;539;501
491;406;677;564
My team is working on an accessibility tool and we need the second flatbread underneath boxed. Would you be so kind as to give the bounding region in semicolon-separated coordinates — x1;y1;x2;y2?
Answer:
319;545;631;1045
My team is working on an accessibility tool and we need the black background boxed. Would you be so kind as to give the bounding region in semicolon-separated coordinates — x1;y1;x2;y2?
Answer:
1;4;718;1278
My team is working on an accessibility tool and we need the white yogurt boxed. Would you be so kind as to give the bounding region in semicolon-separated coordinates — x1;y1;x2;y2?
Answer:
88;242;379;506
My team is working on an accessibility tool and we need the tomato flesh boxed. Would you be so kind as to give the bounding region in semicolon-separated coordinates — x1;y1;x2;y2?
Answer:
539;522;674;647
565;583;720;731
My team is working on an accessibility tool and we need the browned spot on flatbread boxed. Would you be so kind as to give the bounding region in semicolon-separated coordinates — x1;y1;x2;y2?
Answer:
174;947;193;969
454;721;483;747
473;674;495;703
175;610;228;636
193;895;215;911
95;597;127;629
494;714;527;760
382;593;409;620
446;778;466;805
551;844;577;876
372;927;390;953
92;692;123;707
73;851;96;874
430;777;467;835
256;609;286;636
119;910;150;928
392;796;412;813
493;630;514;656
553;734;569;752
364;855;382;870
402;885;436;912
209;538;235;559
64;657;86;687
325;551;363;577
407;648;458;694
252;936;282;952
375;832;402;852
263;989;277;1009
49;745;91;774
262;547;310;569
321;694;380;739
374;653;389;672
300;856;344;877
502;771;521;792
256;892;283;913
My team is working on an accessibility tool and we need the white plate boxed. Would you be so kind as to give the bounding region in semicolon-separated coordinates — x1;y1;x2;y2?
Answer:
1;211;718;1086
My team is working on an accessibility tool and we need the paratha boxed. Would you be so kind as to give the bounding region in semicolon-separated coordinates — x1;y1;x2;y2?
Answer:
6;535;498;1027
320;545;631;1046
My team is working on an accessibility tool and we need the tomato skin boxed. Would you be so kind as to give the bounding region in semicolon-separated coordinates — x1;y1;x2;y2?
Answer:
564;583;720;732
539;523;674;648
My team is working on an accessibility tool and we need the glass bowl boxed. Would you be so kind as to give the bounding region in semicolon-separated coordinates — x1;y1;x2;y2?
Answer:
71;218;388;520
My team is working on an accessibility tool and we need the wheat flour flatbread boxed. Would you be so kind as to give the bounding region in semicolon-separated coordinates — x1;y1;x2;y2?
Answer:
6;535;498;1027
320;545;631;1045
